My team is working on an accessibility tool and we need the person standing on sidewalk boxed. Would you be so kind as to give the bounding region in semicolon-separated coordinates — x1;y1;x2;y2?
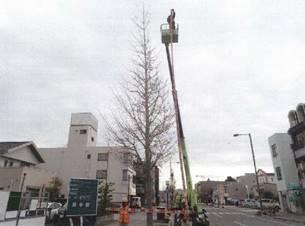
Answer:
118;198;129;225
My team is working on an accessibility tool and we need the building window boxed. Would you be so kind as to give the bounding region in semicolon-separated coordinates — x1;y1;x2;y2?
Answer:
80;129;87;134
91;137;94;142
271;144;277;157
4;160;8;167
276;167;282;180
122;169;128;181
96;170;107;179
20;162;30;167
123;153;130;163
98;153;108;161
87;154;91;159
9;162;13;167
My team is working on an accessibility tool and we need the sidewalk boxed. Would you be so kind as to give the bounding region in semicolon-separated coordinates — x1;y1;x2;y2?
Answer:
105;212;146;226
273;212;305;224
0;216;45;226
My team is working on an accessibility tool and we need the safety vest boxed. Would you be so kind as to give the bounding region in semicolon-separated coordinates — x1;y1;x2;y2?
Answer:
118;206;129;224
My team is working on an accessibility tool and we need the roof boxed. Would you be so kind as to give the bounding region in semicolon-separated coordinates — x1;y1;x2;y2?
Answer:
0;141;44;163
0;142;29;154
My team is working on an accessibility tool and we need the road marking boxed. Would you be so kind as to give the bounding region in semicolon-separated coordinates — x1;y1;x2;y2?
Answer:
233;221;248;226
256;217;297;226
211;213;223;218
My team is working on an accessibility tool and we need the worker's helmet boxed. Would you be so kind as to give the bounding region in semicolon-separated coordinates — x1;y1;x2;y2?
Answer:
122;197;128;203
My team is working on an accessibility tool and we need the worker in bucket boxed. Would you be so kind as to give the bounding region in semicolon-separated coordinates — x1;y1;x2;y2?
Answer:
167;8;176;29
118;197;129;225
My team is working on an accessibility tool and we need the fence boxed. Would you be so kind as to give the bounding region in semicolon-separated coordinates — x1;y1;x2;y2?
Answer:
1;191;50;221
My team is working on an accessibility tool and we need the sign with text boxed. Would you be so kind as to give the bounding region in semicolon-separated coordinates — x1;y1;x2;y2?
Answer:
67;178;98;216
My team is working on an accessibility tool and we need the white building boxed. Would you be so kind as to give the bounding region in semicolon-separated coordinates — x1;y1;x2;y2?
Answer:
39;113;136;204
0;141;53;195
268;133;301;213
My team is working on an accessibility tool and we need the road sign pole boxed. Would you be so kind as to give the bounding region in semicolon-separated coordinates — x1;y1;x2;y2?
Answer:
16;173;26;226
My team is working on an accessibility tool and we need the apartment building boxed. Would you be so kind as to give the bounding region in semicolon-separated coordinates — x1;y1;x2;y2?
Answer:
288;104;305;187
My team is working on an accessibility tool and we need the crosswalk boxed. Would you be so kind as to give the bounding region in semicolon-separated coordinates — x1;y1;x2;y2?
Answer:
207;211;246;215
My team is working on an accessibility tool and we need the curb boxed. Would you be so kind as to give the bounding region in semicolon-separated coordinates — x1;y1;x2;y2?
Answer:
273;216;305;225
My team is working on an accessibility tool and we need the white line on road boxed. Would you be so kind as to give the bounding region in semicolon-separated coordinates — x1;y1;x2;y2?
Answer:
212;213;223;218
233;221;248;226
257;217;298;226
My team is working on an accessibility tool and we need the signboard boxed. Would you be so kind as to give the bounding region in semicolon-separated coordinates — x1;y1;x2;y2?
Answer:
0;191;10;221
30;199;39;211
288;183;302;190
67;178;98;216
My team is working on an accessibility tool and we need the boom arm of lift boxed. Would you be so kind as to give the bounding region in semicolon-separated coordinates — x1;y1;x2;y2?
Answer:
165;43;197;209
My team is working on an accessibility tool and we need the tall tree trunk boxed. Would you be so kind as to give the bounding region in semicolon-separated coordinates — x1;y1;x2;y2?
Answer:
145;164;153;226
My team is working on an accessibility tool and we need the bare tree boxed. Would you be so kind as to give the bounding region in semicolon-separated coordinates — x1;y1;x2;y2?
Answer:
104;7;174;226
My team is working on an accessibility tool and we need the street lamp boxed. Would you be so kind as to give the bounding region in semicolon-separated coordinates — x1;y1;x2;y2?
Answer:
165;180;170;209
233;133;263;211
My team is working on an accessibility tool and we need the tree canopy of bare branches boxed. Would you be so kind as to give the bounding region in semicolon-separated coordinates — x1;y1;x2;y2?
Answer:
105;8;174;170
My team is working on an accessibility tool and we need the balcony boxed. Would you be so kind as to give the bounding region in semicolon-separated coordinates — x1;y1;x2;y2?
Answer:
294;146;305;159
291;143;305;151
288;121;305;135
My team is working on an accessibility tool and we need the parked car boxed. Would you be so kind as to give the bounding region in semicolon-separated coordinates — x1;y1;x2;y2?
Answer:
226;198;240;206
47;202;62;210
241;199;257;208
49;202;67;222
259;199;281;210
253;199;280;210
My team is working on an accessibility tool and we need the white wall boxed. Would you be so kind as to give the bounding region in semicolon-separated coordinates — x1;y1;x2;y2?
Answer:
268;133;299;191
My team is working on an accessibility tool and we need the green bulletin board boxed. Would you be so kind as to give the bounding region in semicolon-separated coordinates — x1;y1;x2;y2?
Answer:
66;178;98;216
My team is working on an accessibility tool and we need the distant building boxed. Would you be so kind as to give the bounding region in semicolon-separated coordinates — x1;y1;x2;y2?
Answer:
195;180;223;203
212;183;225;205
237;169;277;200
257;169;275;184
39;113;136;204
0;141;53;197
225;181;247;202
237;173;256;198
255;169;277;198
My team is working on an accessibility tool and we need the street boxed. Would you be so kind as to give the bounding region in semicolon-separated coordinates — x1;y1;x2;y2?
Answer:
203;206;304;226
104;206;305;226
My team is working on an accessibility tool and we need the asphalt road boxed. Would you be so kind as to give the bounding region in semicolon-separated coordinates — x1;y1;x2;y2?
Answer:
104;206;304;226
203;206;304;226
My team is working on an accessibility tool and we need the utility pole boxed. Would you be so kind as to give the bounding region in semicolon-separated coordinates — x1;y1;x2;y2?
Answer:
233;133;263;211
248;133;263;212
16;173;26;226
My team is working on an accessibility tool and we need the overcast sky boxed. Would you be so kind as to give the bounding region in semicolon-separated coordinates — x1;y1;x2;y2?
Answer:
1;0;305;189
